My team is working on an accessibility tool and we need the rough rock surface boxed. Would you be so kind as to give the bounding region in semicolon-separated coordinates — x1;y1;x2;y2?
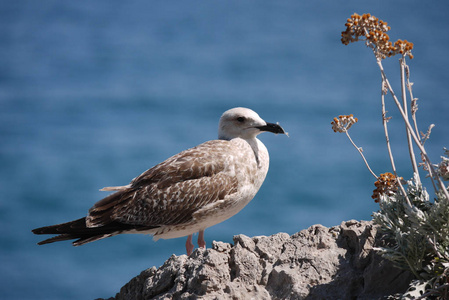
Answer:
103;220;414;300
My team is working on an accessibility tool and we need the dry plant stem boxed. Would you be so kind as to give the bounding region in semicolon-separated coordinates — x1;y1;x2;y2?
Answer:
376;59;449;202
405;66;438;192
345;131;378;180
364;36;411;203
400;58;420;183
381;89;397;177
380;84;412;207
406;65;420;140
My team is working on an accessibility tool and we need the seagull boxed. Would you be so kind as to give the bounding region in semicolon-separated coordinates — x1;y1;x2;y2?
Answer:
32;107;287;255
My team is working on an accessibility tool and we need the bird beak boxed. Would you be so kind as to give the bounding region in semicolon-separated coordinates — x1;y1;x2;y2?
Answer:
257;122;288;136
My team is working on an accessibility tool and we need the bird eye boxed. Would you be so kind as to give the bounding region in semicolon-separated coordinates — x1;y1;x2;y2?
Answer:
236;117;245;123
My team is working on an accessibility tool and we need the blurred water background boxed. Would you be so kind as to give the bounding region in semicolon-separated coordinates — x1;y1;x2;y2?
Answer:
1;1;448;299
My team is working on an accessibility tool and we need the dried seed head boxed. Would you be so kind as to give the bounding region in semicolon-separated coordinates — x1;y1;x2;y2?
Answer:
331;114;358;133
341;13;413;60
372;172;402;203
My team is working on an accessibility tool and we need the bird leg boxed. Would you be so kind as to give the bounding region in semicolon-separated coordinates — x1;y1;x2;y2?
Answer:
198;229;206;249
186;234;194;256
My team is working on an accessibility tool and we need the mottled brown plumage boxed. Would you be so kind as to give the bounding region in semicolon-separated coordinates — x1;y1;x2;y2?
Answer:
32;107;286;254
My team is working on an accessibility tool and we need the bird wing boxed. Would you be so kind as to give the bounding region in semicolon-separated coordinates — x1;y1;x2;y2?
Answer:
86;140;241;228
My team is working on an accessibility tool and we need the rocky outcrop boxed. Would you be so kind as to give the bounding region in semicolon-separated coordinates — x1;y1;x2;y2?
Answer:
104;220;414;299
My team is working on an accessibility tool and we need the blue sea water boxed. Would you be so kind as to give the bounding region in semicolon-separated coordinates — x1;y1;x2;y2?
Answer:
1;1;448;299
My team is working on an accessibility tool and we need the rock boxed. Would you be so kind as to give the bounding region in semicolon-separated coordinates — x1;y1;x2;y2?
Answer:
103;220;413;300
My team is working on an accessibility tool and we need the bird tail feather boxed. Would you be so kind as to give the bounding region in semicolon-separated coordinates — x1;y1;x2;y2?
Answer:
32;217;151;246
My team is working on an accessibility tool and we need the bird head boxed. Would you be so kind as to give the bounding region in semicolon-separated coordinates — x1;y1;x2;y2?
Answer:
218;107;287;140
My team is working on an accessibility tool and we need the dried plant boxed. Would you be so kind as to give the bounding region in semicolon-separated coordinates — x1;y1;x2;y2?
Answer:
335;13;449;299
